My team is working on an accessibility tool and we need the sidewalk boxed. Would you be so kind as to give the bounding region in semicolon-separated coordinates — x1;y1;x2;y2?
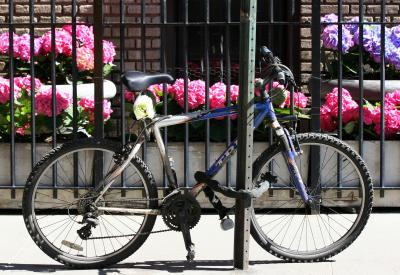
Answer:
0;213;399;275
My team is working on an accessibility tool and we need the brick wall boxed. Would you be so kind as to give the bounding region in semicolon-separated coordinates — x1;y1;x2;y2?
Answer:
2;1;400;88
0;0;161;72
300;0;400;88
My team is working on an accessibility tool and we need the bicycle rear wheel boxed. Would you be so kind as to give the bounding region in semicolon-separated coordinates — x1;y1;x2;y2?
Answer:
251;133;373;262
22;138;158;268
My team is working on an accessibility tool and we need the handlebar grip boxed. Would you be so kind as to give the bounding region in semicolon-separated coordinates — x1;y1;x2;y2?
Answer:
260;46;272;58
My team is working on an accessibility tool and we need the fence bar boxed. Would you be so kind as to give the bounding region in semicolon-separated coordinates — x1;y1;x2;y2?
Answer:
337;1;343;140
379;1;386;196
336;0;344;195
161;0;168;188
8;0;15;198
309;0;321;205
225;0;232;187
141;0;147;163
234;0;257;269
358;0;364;158
183;0;189;187
50;0;58;198
93;0;104;189
29;0;36;168
71;0;79;198
311;0;321;132
120;0;127;194
204;0;210;172
94;0;104;138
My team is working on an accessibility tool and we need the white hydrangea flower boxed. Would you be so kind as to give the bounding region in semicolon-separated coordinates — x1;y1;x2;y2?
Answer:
133;94;155;120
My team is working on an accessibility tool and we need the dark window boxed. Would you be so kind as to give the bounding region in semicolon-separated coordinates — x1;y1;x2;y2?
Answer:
166;0;300;83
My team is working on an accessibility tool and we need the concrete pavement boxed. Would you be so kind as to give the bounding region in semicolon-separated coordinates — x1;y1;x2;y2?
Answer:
0;213;399;275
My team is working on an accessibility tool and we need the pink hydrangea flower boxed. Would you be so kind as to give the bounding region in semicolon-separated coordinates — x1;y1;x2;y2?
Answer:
385;90;400;107
283;92;308;108
147;83;171;103
16;123;30;136
76;47;94;71
35;87;72;117
187;80;206;108
62;24;94;49
102;40;116;64
0;32;12;54
14;76;42;94
265;81;285;91
373;107;400;137
14;34;42;61
171;79;206;110
230;85;239;103
209;82;226;109
78;97;113;122
325;87;359;123
124;89;135;103
41;29;73;56
0;77;11;103
0;77;22;103
363;104;380;125
168;78;186;97
320;104;337;132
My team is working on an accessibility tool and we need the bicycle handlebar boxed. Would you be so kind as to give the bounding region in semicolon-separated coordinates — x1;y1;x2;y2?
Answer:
259;46;298;99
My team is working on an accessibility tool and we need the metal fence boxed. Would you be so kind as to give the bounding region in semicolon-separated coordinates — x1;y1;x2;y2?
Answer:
0;0;397;204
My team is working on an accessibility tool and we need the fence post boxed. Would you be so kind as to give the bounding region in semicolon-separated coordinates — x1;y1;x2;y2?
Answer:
233;0;257;270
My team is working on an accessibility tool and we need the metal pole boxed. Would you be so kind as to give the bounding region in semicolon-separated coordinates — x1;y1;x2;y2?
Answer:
233;0;257;270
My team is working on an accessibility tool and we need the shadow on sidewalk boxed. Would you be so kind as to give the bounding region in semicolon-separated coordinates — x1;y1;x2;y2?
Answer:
0;259;322;273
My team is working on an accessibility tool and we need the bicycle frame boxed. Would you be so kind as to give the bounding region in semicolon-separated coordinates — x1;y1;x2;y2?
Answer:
95;96;310;208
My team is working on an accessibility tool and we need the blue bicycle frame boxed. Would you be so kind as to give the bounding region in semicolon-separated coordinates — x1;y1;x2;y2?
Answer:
149;96;310;204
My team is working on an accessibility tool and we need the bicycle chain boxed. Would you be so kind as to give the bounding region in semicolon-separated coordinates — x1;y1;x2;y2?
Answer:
86;228;173;240
81;192;181;240
84;197;173;240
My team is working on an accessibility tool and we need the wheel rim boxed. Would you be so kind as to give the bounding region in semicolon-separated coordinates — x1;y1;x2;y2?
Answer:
252;141;367;258
29;146;153;261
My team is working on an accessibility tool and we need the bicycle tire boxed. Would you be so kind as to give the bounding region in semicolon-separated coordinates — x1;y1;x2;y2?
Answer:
251;133;373;262
22;138;158;268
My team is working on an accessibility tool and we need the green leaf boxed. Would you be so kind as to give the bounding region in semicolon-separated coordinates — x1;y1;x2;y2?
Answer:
344;121;356;134
103;64;115;77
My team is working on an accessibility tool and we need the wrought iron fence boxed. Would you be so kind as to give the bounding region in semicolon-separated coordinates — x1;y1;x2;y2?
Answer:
0;0;397;204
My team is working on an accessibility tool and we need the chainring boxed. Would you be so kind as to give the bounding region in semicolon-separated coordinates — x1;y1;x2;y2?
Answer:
161;193;201;231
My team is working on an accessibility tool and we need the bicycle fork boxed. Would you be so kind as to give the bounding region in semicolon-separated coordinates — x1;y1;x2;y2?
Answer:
271;120;310;204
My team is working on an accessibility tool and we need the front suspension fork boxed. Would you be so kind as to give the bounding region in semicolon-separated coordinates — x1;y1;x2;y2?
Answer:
270;120;310;204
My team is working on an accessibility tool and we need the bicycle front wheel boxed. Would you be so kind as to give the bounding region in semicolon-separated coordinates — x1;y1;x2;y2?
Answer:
251;133;373;262
22;138;158;268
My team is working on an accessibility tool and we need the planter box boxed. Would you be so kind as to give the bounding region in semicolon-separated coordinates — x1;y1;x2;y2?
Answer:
345;140;400;188
0;140;399;208
309;79;400;101
1;140;399;187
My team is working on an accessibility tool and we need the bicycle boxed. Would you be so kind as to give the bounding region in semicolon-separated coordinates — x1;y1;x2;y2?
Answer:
22;46;373;268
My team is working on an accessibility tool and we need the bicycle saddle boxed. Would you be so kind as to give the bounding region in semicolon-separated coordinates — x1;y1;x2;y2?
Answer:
122;71;174;92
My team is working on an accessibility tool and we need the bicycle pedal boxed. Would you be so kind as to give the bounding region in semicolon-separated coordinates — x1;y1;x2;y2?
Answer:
220;217;234;231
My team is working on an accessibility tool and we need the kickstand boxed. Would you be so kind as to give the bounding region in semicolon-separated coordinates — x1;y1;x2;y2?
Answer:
178;210;195;261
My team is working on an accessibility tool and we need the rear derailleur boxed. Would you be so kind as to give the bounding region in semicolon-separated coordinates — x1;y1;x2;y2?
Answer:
76;194;100;240
161;192;201;261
